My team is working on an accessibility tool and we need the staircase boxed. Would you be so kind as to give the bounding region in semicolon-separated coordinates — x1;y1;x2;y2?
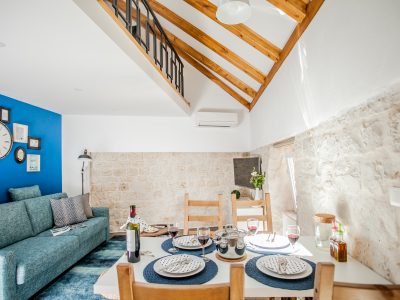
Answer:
103;0;184;97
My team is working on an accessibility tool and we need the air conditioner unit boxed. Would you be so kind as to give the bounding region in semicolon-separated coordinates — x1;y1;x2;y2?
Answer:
196;112;239;127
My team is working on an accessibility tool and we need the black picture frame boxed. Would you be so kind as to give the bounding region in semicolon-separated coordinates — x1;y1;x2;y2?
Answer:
0;106;10;123
28;137;41;150
14;146;26;164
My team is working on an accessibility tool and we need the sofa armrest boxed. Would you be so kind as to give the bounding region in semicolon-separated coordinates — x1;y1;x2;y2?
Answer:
92;207;110;240
0;250;16;300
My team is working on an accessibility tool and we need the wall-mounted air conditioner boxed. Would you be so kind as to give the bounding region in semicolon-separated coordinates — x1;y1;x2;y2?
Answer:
195;112;239;127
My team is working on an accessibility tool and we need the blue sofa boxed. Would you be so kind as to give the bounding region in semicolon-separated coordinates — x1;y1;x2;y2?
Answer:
0;193;109;300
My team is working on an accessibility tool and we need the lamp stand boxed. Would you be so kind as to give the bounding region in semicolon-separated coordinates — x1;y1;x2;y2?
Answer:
81;161;85;195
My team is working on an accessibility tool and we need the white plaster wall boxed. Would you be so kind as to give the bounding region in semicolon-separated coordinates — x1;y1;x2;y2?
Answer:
250;0;400;149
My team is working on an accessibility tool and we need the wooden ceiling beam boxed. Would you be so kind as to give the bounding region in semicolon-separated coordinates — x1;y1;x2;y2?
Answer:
183;0;280;61
146;0;265;84
251;0;325;110
267;0;307;23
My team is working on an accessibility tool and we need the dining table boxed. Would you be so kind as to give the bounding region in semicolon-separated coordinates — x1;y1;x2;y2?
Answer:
93;235;390;299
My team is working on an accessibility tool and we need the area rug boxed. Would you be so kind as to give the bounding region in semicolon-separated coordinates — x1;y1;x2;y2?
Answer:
33;235;126;300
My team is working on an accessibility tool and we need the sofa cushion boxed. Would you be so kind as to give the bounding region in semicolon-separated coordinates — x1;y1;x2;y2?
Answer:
8;185;41;201
23;193;68;235
70;193;93;218
2;236;79;285
0;202;34;248
37;217;108;244
50;197;87;227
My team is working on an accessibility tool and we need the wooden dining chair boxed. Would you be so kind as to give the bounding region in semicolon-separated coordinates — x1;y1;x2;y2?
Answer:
183;193;223;235
231;193;273;233
313;262;400;300
117;263;245;300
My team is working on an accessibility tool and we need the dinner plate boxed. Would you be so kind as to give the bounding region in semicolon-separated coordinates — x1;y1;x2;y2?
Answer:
154;255;205;278
256;256;313;280
247;234;290;250
175;236;212;250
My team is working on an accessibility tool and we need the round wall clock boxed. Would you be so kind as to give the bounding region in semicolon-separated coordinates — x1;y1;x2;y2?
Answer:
14;146;26;164
0;121;12;159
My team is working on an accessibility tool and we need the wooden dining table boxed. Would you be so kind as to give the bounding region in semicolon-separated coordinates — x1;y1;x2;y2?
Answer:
93;236;390;299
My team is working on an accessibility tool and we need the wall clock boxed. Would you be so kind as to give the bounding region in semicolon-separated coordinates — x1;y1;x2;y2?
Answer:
14;146;26;164
0;121;13;159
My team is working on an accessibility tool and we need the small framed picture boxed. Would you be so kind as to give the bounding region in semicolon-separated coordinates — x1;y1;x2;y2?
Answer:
28;137;41;150
27;154;40;172
0;107;10;123
13;123;28;143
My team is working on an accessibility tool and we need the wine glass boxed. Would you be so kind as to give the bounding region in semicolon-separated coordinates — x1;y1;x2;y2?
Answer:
197;227;210;262
247;218;259;236
167;223;179;254
286;225;301;250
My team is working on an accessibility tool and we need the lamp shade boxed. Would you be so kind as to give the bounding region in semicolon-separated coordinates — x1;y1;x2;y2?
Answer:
216;0;251;25
78;149;92;162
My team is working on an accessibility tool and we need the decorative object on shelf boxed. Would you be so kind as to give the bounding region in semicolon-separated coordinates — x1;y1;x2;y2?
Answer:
0;121;12;159
14;146;26;164
231;189;241;200
0;106;10;123
27;154;41;172
250;167;266;200
216;0;251;25
28;137;41;150
13;123;28;143
78;149;92;195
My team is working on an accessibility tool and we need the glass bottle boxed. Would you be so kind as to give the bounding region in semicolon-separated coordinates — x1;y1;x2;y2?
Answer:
126;205;140;263
335;223;347;262
329;221;337;258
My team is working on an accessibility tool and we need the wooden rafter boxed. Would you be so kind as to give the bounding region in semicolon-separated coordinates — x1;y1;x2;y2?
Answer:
267;0;307;23
183;0;280;61
111;0;252;107
146;0;265;84
250;0;325;109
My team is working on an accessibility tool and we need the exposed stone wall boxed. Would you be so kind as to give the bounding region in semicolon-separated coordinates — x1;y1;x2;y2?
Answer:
90;152;245;233
295;87;400;283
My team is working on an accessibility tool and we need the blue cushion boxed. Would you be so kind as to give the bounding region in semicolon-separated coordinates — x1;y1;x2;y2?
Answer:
0;202;34;248
8;185;41;201
23;193;68;235
2;236;79;285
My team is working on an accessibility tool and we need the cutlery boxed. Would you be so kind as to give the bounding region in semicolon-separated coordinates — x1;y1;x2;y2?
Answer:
266;233;271;242
271;232;276;242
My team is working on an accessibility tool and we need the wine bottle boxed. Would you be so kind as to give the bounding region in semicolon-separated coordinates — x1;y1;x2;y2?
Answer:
127;205;140;263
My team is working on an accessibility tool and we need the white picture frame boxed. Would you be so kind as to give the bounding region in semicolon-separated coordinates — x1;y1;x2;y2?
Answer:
13;123;28;143
27;154;40;172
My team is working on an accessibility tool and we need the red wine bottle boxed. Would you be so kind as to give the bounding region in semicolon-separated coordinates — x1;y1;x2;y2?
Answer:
127;205;140;263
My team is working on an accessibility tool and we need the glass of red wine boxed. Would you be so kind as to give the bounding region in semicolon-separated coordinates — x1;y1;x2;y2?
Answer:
197;226;210;262
247;218;259;236
168;223;179;254
286;225;300;250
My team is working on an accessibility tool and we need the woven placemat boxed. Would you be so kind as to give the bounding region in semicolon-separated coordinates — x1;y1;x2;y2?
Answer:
143;256;218;285
161;238;216;255
245;255;316;290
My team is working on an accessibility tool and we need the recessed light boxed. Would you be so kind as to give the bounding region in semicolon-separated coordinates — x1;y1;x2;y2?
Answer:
0;42;6;48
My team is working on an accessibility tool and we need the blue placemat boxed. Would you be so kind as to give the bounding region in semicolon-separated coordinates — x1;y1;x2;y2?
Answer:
143;256;218;285
161;238;216;255
245;255;316;290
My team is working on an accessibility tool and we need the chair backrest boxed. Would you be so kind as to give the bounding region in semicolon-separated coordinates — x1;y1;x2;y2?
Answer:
231;193;273;233
183;193;223;235
314;262;400;300
117;263;244;300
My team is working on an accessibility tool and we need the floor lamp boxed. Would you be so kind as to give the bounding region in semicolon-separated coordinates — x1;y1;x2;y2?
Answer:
78;149;92;195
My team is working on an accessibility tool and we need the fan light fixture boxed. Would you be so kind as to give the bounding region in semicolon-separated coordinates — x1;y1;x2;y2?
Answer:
216;0;252;25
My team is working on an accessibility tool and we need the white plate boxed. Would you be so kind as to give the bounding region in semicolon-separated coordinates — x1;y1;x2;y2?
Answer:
256;256;313;280
154;255;205;278
262;255;307;275
175;236;212;250
247;234;290;250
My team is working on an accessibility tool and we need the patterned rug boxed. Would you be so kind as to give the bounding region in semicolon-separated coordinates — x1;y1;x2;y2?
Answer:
33;236;126;300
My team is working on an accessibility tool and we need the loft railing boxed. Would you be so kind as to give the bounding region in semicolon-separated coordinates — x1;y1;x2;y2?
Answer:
111;0;184;97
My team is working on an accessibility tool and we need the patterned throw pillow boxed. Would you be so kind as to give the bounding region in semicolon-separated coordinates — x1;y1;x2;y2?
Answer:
69;194;93;218
50;197;87;227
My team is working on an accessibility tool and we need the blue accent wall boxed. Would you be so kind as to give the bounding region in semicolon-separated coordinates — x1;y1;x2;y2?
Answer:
0;94;62;203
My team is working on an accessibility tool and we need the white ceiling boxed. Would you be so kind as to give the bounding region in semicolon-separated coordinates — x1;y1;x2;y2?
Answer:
0;0;296;115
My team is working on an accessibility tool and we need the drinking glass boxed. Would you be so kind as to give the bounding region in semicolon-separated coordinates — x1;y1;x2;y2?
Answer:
247;218;259;235
286;225;301;250
168;223;179;253
197;227;210;262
